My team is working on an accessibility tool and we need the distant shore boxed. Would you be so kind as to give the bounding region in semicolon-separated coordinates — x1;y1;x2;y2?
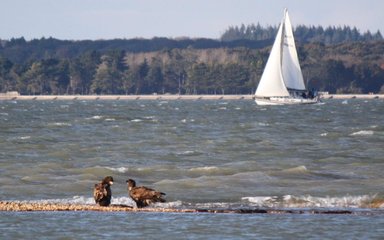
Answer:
0;93;383;101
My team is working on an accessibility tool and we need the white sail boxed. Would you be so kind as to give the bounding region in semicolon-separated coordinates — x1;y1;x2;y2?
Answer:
255;17;289;97
281;10;306;91
255;8;311;101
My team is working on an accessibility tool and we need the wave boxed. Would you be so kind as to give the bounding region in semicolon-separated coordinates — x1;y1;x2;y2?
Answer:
129;116;158;123
189;166;219;172
26;196;133;205
86;115;103;120
242;194;381;208
48;122;72;127
25;196;181;208
272;165;358;180
19;136;31;140
74;166;131;177
177;150;203;156
281;165;308;173
130;119;143;122
350;130;374;136
105;166;130;173
7;194;384;210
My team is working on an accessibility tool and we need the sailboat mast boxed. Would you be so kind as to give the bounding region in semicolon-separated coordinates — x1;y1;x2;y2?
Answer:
279;9;287;71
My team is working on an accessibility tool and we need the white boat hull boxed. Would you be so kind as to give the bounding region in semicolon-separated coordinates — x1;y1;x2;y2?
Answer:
255;96;319;105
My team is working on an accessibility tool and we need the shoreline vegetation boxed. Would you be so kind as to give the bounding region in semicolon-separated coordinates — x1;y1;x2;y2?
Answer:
1;38;384;97
0;92;383;101
1;201;383;214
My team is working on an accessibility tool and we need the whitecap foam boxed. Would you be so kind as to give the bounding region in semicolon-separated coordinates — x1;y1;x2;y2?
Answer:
178;150;200;156
111;196;137;206
282;165;308;173
350;130;374;136
151;200;183;209
195;202;232;209
86;115;103;120
131;119;142;122
29;196;95;205
143;116;155;120
242;194;377;208
49;122;72;127
180;150;195;155
189;166;219;172
19;136;31;140
105;166;129;173
241;196;279;205
28;196;137;206
45;196;178;209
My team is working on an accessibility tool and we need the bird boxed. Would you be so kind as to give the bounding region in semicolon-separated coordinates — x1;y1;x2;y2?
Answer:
126;179;166;208
93;176;114;206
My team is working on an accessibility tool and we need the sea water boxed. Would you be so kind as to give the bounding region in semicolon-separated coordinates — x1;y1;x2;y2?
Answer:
0;99;383;239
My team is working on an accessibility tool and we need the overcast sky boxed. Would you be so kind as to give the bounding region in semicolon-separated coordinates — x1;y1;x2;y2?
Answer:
1;0;383;40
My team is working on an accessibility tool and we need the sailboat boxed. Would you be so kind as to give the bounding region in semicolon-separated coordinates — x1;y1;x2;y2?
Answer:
255;9;319;105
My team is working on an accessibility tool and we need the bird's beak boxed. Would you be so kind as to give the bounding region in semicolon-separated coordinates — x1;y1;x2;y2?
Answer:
109;181;114;185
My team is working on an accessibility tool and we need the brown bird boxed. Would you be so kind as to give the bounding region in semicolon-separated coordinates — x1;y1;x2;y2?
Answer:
93;176;114;206
126;179;166;208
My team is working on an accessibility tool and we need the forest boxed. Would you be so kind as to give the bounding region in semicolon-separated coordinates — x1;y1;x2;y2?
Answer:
0;25;384;95
221;24;383;44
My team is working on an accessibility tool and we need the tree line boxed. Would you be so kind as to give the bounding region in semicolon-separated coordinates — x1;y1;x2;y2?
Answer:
0;49;255;95
221;24;383;45
1;35;384;95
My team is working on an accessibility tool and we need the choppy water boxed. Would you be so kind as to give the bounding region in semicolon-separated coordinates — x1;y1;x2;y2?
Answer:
1;99;383;239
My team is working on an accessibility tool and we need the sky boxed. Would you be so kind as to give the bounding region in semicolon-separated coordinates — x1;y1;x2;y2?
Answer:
1;0;383;40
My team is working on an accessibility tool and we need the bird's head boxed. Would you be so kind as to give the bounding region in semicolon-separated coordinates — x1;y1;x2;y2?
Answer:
126;179;136;189
102;176;114;186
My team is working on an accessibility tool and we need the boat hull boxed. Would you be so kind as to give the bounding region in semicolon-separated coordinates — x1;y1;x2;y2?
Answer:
255;96;319;105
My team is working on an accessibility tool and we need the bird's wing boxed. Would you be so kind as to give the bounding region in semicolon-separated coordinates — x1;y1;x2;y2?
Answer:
93;183;107;202
131;186;165;200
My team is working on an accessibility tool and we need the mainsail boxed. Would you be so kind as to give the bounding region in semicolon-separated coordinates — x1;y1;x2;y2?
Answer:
255;9;306;98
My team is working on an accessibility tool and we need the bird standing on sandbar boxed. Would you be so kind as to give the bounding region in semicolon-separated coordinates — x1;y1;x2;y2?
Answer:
93;176;114;206
126;179;166;208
